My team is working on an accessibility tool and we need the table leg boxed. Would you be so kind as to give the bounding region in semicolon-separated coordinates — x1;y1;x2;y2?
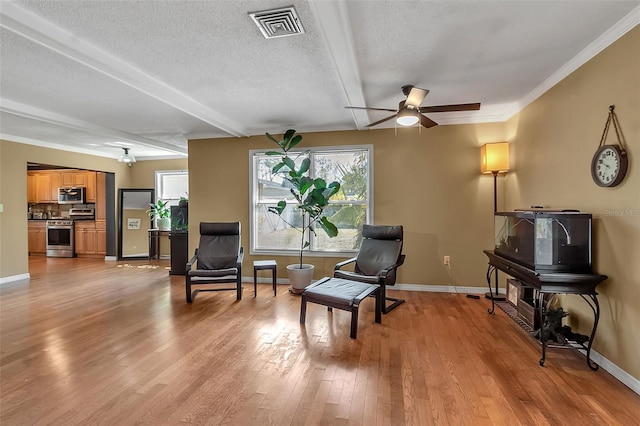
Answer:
272;267;277;296
580;293;601;371
300;296;307;324
253;268;258;297
486;265;496;315
538;291;547;366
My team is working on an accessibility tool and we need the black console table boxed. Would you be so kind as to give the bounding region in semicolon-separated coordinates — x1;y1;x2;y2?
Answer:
483;250;607;370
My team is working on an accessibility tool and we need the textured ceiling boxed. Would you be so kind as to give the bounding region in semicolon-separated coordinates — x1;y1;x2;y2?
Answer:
1;0;639;161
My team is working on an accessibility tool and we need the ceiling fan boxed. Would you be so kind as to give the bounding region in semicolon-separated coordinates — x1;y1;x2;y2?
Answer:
345;85;481;128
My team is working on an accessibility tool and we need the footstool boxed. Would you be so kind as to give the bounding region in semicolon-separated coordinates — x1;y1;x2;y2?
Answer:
253;260;277;297
300;277;382;339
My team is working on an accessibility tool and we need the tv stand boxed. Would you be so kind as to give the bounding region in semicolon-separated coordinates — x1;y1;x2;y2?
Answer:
483;250;607;370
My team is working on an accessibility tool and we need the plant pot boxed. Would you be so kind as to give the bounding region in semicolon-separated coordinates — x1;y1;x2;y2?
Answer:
287;264;315;293
157;217;171;231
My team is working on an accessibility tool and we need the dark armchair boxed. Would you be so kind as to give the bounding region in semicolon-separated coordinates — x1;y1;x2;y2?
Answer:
186;222;243;303
334;224;405;314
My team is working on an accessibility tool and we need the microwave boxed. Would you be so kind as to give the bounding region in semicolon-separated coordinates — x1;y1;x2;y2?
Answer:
58;187;86;204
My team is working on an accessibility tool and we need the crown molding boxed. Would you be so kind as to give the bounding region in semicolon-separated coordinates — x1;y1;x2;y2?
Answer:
506;5;640;121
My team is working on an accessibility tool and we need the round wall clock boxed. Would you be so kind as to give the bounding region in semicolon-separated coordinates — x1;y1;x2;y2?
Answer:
591;144;628;187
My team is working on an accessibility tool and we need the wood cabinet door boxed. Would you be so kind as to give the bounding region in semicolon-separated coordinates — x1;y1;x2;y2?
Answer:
74;172;86;186
75;228;86;254
96;172;106;220
85;172;97;203
85;230;97;254
96;229;106;255
28;228;39;253
28;226;46;254
62;172;75;187
49;173;62;203
95;220;106;254
37;229;47;253
27;174;37;203
36;174;51;203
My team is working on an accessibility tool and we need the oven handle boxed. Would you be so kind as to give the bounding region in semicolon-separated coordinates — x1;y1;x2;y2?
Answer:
46;225;74;229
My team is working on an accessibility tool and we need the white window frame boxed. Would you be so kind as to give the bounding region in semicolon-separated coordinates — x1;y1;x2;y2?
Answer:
249;145;373;257
154;170;188;225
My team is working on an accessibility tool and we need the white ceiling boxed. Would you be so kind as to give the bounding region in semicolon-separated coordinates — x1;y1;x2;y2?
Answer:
1;1;639;161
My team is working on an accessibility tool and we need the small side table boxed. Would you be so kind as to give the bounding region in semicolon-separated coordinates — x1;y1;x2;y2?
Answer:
148;229;170;260
253;260;277;297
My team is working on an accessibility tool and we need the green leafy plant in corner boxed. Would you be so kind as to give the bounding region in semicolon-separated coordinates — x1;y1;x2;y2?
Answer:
265;129;341;268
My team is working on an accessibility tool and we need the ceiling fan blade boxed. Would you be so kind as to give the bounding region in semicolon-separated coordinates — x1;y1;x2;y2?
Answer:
366;114;397;127
345;106;397;112
405;87;429;107
419;103;481;113
419;114;438;129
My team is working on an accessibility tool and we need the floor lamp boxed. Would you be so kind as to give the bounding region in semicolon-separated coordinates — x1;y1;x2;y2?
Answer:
481;142;510;301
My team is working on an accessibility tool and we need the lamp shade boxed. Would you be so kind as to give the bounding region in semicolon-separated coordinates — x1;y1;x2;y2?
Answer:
480;142;509;174
396;108;419;126
118;147;136;164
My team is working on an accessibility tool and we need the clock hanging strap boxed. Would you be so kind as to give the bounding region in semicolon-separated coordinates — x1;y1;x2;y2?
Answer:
598;105;627;153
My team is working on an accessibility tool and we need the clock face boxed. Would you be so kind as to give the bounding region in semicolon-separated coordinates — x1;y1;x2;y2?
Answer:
591;145;628;187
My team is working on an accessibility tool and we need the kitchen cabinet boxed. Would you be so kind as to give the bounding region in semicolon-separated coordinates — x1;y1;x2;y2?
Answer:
95;172;106;220
27;174;37;203
36;174;53;203
85;171;97;203
28;170;97;204
62;171;86;187
96;220;106;255
75;221;97;255
49;173;62;203
28;221;46;254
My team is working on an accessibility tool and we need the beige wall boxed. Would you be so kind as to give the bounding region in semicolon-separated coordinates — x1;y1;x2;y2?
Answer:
0;141;187;277
129;158;188;189
505;26;639;379
0;141;130;278
189;122;507;288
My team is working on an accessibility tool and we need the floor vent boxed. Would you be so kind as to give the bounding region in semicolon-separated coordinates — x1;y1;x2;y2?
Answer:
249;6;305;39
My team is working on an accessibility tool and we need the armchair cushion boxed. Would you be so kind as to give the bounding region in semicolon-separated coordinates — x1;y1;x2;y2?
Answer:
334;270;381;284
197;254;237;270
188;267;238;277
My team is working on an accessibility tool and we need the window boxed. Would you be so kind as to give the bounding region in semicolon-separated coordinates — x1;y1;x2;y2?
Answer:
250;145;372;256
154;170;188;223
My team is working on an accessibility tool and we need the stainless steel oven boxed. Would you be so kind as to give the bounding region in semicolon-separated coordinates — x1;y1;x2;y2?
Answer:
46;219;75;258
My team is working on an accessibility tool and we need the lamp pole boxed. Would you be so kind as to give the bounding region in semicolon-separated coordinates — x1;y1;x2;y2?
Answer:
486;171;506;300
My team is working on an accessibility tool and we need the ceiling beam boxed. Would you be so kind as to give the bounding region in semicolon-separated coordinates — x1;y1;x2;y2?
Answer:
0;2;249;138
0;98;188;155
309;0;370;130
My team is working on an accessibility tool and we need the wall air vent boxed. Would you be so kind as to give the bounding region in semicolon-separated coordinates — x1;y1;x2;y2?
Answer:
249;6;305;39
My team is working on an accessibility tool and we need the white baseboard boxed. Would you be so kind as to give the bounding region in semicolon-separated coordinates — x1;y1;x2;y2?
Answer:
0;273;30;285
578;347;640;395
394;283;487;294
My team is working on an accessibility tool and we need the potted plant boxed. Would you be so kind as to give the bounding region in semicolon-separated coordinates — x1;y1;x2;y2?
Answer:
147;199;170;230
266;129;341;293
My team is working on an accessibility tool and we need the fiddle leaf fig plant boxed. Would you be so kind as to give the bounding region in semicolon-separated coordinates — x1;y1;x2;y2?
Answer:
266;129;341;268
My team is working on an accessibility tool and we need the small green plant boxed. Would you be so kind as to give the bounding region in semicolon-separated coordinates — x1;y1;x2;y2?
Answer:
147;200;170;219
266;129;341;268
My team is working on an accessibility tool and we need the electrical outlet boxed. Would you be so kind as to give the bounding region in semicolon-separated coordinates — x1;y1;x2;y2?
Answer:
444;255;450;266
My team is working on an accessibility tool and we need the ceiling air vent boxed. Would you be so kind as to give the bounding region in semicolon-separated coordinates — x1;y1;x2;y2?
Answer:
249;6;305;39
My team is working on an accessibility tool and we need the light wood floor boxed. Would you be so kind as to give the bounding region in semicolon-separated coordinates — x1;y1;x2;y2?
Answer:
1;257;639;425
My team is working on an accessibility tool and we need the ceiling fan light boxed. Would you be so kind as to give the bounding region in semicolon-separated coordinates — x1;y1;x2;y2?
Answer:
396;109;419;126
